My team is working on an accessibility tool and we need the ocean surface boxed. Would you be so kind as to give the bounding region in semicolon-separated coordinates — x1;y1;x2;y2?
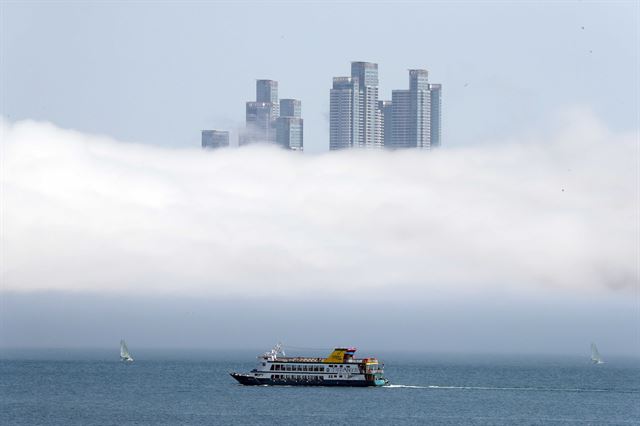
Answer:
1;350;639;425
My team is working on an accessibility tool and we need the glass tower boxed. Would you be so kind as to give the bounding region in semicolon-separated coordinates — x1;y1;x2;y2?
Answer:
350;62;382;149
429;84;442;148
330;76;359;150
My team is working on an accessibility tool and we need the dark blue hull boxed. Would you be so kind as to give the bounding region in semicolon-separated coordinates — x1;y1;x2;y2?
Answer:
230;373;384;387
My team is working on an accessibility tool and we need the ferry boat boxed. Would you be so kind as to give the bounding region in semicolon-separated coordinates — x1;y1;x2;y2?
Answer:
230;344;388;387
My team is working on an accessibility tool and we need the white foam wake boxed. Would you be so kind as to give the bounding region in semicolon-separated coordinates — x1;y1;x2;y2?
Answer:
385;384;626;393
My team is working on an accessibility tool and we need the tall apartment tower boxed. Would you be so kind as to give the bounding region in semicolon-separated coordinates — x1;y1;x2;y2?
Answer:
243;101;277;144
391;90;411;148
390;69;432;149
351;62;382;149
280;99;301;118
330;76;359;150
201;130;230;149
329;62;382;150
276;99;303;151
256;79;280;118
242;80;280;145
378;100;393;148
429;84;442;148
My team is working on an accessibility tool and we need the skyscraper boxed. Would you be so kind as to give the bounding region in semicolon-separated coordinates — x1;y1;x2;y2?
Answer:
329;61;383;150
429;84;442;148
391;90;411;148
409;69;431;149
256;79;279;117
243;101;277;145
351;62;382;149
242;80;280;145
276;98;303;150
388;69;435;149
280;99;301;118
276;117;303;151
201;130;230;149
378;100;393;148
330;76;359;150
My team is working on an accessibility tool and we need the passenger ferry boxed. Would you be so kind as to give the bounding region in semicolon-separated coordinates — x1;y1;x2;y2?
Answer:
230;344;388;387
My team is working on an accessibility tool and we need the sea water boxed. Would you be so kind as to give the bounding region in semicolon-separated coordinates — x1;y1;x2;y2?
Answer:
1;350;638;425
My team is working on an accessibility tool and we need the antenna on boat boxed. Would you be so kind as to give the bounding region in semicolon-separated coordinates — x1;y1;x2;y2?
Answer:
262;342;286;361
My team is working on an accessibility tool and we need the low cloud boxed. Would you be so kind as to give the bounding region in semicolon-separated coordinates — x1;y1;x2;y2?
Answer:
1;108;637;298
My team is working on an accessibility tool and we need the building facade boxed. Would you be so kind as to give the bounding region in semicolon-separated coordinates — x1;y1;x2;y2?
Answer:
329;62;383;150
277;98;303;150
276;117;304;151
330;76;359;150
201;130;230;149
242;80;280;145
391;90;411;148
280;98;301;118
256;79;279;117
243;101;277;144
385;69;438;149
351;62;382;149
429;84;442;148
378;100;393;148
409;69;431;149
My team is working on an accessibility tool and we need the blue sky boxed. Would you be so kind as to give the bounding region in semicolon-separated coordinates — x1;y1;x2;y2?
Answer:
2;1;638;152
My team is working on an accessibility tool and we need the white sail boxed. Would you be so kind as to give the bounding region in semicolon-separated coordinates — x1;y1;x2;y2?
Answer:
590;343;604;364
120;339;134;362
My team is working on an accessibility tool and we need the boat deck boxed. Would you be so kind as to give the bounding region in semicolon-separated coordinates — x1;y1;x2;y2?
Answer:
264;356;375;364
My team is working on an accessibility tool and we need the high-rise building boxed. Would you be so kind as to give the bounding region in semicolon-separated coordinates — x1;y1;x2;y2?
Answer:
276;117;304;151
280;99;301;118
391;90;411;148
378;100;393;148
388;69;434;149
243;101;277;145
256;79;279;117
201;130;230;149
330;76;359;150
277;98;303;150
242;80;280;145
351;62;382;149
429;83;442;148
409;69;431;149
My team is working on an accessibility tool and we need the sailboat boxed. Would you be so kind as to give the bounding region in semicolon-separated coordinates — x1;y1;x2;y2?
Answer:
120;339;134;362
590;343;604;364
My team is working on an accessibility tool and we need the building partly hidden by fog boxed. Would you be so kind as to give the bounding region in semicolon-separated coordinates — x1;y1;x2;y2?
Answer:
330;61;442;150
201;130;230;149
241;80;304;151
330;62;382;150
276;99;303;151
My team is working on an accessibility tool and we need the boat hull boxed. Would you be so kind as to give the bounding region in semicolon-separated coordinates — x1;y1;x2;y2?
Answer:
230;373;387;387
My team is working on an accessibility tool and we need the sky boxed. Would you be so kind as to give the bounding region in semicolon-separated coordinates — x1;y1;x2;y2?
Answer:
0;1;639;356
1;1;638;152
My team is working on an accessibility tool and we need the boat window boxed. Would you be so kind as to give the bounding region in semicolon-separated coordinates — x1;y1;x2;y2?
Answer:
270;365;274;370
286;365;291;371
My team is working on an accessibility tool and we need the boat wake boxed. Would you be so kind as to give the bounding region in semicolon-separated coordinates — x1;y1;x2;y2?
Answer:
385;384;635;393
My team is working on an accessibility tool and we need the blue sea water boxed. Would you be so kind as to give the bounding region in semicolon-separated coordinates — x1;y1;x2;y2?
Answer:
1;351;639;425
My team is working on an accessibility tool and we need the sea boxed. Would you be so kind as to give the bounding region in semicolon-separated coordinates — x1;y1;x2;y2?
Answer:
1;350;638;425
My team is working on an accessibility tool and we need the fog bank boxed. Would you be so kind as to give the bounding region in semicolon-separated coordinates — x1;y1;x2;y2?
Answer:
1;109;637;298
